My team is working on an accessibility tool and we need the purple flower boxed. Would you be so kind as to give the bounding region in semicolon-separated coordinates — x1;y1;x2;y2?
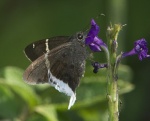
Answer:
122;38;150;60
85;19;107;52
92;62;107;73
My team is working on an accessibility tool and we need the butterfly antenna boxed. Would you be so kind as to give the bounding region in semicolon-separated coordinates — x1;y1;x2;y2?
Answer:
81;20;90;34
95;13;105;19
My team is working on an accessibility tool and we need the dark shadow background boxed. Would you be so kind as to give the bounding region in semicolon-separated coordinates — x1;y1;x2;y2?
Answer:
0;0;150;121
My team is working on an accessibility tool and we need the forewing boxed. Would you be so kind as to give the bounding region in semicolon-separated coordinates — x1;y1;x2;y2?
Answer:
23;42;71;84
24;36;70;61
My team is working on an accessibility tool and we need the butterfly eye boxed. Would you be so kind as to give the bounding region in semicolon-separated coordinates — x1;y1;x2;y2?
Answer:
77;33;83;40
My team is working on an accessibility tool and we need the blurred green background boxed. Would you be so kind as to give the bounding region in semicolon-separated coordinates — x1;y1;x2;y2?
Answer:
0;0;150;121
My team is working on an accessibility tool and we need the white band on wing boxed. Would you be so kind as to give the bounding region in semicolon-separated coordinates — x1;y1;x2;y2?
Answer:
45;53;76;109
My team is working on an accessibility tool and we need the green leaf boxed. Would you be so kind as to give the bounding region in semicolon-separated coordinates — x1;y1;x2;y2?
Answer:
0;66;23;82
34;105;58;121
0;66;40;109
77;102;108;121
0;79;22;118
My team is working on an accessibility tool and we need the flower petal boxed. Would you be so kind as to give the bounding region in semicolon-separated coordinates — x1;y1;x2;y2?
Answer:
85;19;100;45
134;38;148;54
85;19;108;52
90;19;100;36
92;62;107;73
85;36;93;45
122;38;150;60
93;36;106;47
89;43;101;52
122;49;136;58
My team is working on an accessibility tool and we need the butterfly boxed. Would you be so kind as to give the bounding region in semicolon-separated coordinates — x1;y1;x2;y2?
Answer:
23;31;88;109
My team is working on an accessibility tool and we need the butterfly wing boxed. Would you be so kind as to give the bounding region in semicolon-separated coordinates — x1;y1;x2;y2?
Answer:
24;36;70;61
23;41;87;92
23;42;71;84
23;32;88;109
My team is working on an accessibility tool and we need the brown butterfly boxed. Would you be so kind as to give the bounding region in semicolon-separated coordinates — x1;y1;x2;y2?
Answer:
23;31;88;109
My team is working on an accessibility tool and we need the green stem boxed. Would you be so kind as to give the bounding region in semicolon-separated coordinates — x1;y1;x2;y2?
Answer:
107;66;119;121
105;24;122;121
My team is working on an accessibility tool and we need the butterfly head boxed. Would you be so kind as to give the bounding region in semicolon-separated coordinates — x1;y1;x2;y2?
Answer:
75;31;87;46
